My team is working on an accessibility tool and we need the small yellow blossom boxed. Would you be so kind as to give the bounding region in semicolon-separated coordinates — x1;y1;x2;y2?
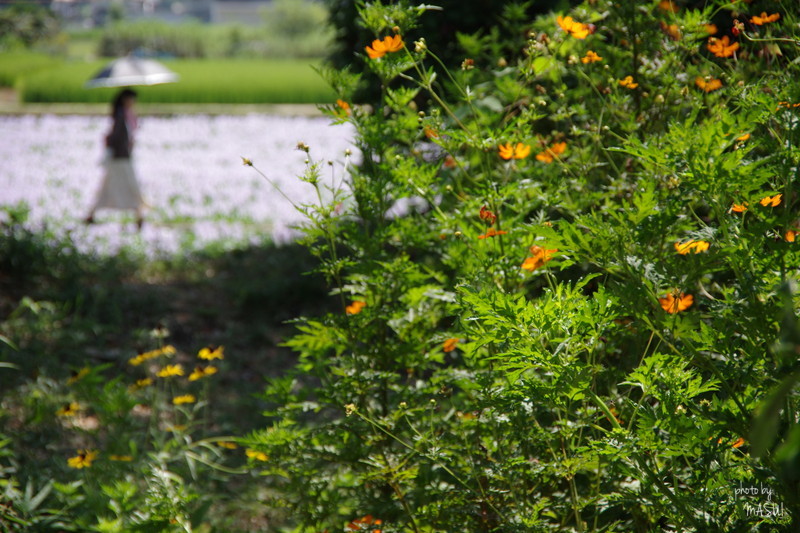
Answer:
67;449;98;469
345;300;366;315
67;367;90;385
658;292;694;314
498;142;531;160
707;36;739;58
217;441;238;449
556;15;590;39
365;34;404;59
535;142;567;163
581;50;602;63
619;76;639;89
443;338;460;352
522;245;557;271
172;394;196;405
245;449;268;461
674;240;710;255
188;365;218;381
56;402;80;417
198;346;224;361
751;12;780;25
695;77;722;92
759;193;782;207
157;364;184;378
133;377;153;389
110;455;133;462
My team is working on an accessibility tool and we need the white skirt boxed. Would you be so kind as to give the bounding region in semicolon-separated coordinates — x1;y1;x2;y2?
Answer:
92;157;144;211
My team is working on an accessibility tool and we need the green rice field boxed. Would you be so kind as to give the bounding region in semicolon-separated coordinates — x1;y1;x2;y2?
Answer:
3;54;335;104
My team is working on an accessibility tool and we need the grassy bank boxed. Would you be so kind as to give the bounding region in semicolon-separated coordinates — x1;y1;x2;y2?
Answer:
3;54;335;104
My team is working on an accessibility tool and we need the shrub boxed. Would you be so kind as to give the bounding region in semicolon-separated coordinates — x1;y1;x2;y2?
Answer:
245;0;800;530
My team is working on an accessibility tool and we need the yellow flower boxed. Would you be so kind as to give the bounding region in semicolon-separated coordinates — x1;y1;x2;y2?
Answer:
110;454;133;462
477;228;508;239
658;292;694;314
674;240;710;255
172;394;196;405
581;50;602;63
498;142;531;160
759;193;782;207
695;76;722;92
67;367;90;385
660;21;681;41
198;346;224;360
657;0;678;13
245;449;268;461
56;402;80;417
345;300;367;315
157;364;184;378
619;76;639;89
442;338;460;352
336;99;351;116
217;441;238;449
707;36;739;58
188;365;218;381
67;449;98;469
128;345;176;366
521;245;557;271
751;12;780;25
365;34;404;59
535;141;567;163
556;15;590;39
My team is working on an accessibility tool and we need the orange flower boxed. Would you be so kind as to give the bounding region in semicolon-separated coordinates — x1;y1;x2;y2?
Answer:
730;202;748;213
556;15;590;39
759;193;782;207
521;245;557;271
658;292;694;314
581;50;602;63
365;34;404;59
619;75;639;89
443;338;460;352
657;0;678;13
424;127;439;139
695;76;722;92
442;155;457;169
345;300;366;315
535;141;567;163
703;24;718;35
707;36;739;58
732;437;746;448
498;142;531;160
479;205;497;225
785;230;796;242
660;21;681;41
348;515;383;532
478;228;508;239
336;99;351;116
674;240;710;255
751;12;780;25
736;133;750;142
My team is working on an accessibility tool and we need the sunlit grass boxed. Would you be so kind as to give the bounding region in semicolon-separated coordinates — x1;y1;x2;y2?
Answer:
15;57;335;104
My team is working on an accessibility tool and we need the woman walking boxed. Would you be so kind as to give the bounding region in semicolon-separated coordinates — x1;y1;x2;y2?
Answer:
85;88;145;229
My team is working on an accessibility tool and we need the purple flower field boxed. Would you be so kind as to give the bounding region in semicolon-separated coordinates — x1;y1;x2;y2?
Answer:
0;114;356;256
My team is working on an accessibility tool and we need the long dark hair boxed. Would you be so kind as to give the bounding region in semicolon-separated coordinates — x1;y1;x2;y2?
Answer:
111;88;137;116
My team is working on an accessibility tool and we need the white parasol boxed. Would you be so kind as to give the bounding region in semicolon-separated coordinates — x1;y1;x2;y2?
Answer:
85;56;180;88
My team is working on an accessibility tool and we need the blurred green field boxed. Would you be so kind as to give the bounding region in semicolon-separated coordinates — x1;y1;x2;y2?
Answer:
0;51;61;87
2;54;335;104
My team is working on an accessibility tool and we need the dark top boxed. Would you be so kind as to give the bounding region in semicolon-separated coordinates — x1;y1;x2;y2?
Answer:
105;107;132;159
